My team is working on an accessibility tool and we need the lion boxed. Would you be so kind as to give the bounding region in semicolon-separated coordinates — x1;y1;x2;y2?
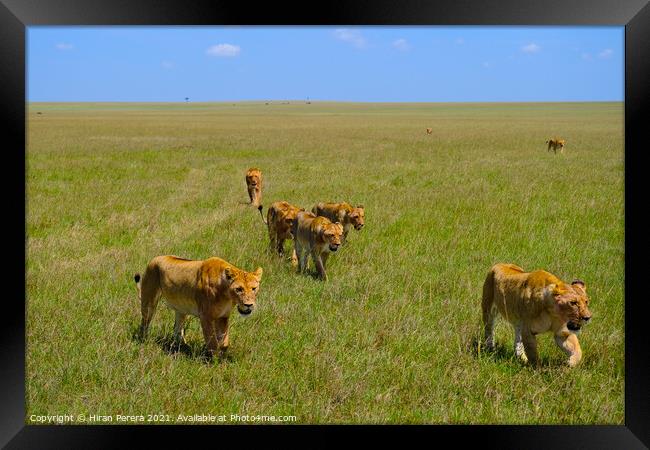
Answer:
426;127;432;135
311;202;364;244
546;138;566;154
292;211;344;281
258;201;304;263
245;168;263;207
481;263;592;367
134;255;263;357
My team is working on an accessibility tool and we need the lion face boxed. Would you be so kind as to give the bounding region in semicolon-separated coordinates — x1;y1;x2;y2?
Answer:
552;280;591;331
224;267;263;316
246;169;262;188
349;206;365;231
322;222;344;252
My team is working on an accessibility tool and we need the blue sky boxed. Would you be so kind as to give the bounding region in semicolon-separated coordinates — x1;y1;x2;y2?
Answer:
27;26;623;102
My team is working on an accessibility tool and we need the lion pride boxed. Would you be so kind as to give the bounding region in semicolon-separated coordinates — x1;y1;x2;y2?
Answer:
258;201;304;262
311;202;364;244
134;255;263;357
482;263;592;367
245;168;262;207
292;211;344;281
426;127;432;135
546;138;566;154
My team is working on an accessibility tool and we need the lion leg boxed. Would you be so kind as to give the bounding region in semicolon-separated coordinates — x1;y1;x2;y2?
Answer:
342;228;350;245
482;307;496;351
173;311;188;344
277;237;286;257
139;271;161;339
321;252;329;267
268;228;278;254
215;317;230;356
295;241;308;273
481;271;496;351
247;187;254;204
521;328;539;366
199;314;219;357
513;324;528;362
255;188;262;207
554;332;582;367
312;250;327;281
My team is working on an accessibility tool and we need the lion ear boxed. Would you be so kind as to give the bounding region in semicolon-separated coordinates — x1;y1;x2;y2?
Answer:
357;204;364;209
253;267;263;281
223;267;235;282
571;279;586;291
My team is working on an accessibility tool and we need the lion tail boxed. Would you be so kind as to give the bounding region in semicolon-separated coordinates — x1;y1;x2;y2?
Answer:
134;273;142;300
258;204;267;225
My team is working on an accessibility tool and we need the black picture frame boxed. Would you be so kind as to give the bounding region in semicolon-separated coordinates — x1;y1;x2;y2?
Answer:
3;0;648;447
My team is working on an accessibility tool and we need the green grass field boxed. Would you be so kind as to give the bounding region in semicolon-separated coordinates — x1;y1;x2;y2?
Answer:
26;101;624;424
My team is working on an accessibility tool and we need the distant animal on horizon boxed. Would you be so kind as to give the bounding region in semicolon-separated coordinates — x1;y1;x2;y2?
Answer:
312;202;365;244
134;255;263;358
546;138;566;154
245;168;262;207
292;211;343;281
258;201;304;264
481;263;592;367
426;127;432;135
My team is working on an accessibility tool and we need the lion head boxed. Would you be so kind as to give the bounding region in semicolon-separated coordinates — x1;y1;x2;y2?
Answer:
348;205;365;231
246;168;262;187
322;222;344;252
224;266;263;316
283;207;305;237
551;280;592;331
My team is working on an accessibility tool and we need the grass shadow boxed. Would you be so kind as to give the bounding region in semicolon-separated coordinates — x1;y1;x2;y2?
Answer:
467;333;556;368
128;324;235;365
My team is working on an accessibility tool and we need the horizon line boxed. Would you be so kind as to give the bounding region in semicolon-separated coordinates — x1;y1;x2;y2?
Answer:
27;99;623;104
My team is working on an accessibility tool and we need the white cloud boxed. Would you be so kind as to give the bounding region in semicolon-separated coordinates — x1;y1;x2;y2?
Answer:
521;43;541;53
332;29;367;49
392;38;411;51
598;48;613;59
206;43;241;57
55;43;73;50
161;60;174;69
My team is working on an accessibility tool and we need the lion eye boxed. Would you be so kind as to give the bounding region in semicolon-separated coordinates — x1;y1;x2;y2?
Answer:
252;287;257;291
570;300;578;306
235;287;244;293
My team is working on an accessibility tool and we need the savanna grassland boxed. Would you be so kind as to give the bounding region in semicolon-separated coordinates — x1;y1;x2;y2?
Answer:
26;101;624;424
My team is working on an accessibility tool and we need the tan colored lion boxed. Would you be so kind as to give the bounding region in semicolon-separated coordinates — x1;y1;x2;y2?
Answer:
134;255;262;357
311;202;364;244
292;211;343;281
546;138;566;154
258;201;304;263
482;263;592;367
245;168;262;206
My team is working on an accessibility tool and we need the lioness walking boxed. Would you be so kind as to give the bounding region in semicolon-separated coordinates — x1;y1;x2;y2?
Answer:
546;138;566;154
134;255;263;357
245;168;263;206
482;263;591;367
